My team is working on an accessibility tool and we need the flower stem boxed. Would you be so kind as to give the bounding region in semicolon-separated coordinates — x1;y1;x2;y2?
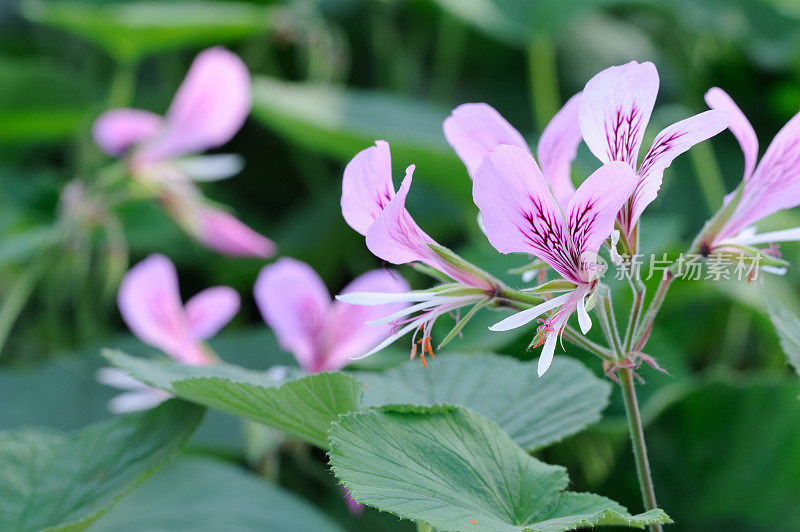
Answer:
633;271;674;351
619;368;663;532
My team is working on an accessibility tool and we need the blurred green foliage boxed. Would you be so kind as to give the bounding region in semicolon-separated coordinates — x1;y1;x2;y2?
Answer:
2;0;800;530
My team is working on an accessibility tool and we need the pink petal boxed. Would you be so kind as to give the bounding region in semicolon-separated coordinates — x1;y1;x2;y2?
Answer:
365;166;486;287
721;110;800;240
254;258;331;372
194;205;276;258
631;109;729;226
185;286;240;341
537;93;581;208
579;61;659;168
443;103;529;179
92;109;163;156
322;269;410;371
341;140;395;235
566;161;638;260
705;87;758;180
473;145;580;283
139;47;251;161
117;254;205;364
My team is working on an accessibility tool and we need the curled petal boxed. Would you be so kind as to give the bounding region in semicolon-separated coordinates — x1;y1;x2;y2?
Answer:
537;93;581;208
631;110;729;227
254;258;331;372
489;292;573;332
92;109;163;156
324;269;410;370
722;111;800;240
579;61;659;168
139;47;251;161
443;103;529;179
705;87;758;180
473;145;578;282
185;286;240;341
341;140;395;235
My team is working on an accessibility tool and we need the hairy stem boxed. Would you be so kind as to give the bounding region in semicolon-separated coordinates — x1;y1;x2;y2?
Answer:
633;271;675;351
619;368;663;532
624;275;646;352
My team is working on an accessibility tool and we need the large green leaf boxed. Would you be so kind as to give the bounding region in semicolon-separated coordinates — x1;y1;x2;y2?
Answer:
93;455;345;532
21;0;280;62
0;56;95;143
329;406;671;531
105;350;361;448
766;299;800;377
359;353;610;450
250;77;468;201
0;399;204;532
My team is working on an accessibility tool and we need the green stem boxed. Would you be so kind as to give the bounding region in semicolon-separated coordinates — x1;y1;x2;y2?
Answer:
526;34;560;131
0;255;51;358
561;325;614;360
596;288;624;356
107;60;138;109
619;368;663;532
624;276;646;353
633;271;675;351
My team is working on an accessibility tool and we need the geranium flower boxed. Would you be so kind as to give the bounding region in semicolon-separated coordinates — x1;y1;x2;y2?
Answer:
254;257;409;373
444;94;581;209
579;61;729;239
698;87;800;260
92;47;274;258
473;145;637;375
98;253;240;412
337;141;503;365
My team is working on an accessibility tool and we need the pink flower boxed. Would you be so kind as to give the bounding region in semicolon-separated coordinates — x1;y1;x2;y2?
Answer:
473;145;637;375
444;95;581;209
338;141;501;364
92;47;274;258
699;87;800;260
254;258;410;373
99;253;240;412
579;61;729;238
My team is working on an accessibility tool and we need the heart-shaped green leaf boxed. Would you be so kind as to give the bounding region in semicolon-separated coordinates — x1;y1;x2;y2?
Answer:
329;406;671;531
104;349;361;449
93;455;345;532
0;399;204;532
358;353;610;450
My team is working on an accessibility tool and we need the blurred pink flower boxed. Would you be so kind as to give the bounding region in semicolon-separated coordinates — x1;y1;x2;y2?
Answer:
254;257;409;373
92;47;274;258
473;146;637;375
701;87;800;259
579;61;728;238
339;141;499;365
99;253;240;412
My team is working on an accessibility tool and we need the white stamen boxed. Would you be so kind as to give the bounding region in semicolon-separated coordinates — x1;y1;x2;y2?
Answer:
365;296;477;326
726;226;800;246
336;291;436;305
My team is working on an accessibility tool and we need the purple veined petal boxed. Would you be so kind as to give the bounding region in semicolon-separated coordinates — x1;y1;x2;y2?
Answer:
720;111;800;240
194;204;276;258
566;161;638;264
341;140;395;235
443;103;529;179
705;87;759;181
117;254;191;359
92;108;163;156
473;145;580;283
185;286;240;341
138;47;251;162
322;269;410;371
537;93;581;209
630;110;729;227
254;258;331;373
579;61;659;168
